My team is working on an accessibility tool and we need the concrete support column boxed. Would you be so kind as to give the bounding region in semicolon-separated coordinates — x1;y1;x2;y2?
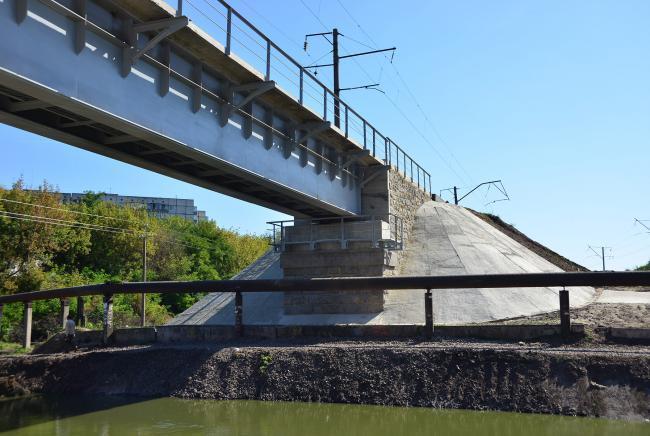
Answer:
424;289;433;339
76;296;86;327
22;302;32;349
559;289;570;338
59;298;70;329
102;294;114;345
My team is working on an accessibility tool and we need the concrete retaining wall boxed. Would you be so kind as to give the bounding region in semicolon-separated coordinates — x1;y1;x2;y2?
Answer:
34;324;586;354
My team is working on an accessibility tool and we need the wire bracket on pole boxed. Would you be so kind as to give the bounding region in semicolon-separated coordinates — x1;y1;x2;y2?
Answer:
121;16;188;78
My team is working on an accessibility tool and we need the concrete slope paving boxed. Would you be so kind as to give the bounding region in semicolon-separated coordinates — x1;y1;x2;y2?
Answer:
389;201;594;324
170;201;594;326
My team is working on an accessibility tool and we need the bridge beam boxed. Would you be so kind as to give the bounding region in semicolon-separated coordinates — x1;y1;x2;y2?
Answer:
219;81;276;127
121;16;188;78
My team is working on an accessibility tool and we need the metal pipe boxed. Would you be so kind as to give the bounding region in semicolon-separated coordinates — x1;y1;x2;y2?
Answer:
2;272;649;303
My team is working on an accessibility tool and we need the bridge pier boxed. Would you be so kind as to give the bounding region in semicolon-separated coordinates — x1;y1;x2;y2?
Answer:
102;294;114;345
22;301;32;349
278;168;431;315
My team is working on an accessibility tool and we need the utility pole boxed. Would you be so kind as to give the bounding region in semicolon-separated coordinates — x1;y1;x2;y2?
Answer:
588;245;611;271
441;181;509;206
332;28;340;127
304;30;395;128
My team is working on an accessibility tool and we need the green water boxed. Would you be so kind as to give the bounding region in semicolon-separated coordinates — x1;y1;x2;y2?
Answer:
0;396;648;435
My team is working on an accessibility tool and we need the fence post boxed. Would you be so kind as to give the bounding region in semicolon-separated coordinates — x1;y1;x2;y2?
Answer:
76;296;86;327
424;289;433;339
22;302;32;349
176;0;183;17
102;294;113;345
59;298;70;329
234;291;243;337
0;304;3;339
559;288;570;338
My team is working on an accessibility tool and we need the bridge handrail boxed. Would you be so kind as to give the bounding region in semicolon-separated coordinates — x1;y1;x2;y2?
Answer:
1;271;648;304
208;0;432;193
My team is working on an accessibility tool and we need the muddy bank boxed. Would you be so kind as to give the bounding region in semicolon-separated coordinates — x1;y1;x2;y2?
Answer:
0;342;649;420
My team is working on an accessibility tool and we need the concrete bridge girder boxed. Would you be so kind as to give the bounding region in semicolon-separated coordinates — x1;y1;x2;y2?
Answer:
0;0;384;217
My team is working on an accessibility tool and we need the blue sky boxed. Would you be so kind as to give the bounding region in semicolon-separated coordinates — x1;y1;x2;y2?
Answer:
2;0;649;270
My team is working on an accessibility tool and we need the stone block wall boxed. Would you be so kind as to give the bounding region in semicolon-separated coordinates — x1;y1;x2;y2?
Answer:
281;166;431;314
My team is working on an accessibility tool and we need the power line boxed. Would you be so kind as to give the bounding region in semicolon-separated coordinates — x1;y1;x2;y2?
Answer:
0;197;133;223
332;0;474;185
588;245;612;271
297;0;468;184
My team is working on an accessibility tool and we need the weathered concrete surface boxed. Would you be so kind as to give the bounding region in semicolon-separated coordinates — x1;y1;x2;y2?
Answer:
2;342;649;420
172;201;595;326
598;290;650;304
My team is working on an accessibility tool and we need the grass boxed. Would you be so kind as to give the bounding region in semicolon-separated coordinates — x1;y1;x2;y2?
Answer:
0;341;30;355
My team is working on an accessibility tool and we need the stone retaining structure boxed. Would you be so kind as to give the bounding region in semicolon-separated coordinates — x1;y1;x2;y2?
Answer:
282;167;431;314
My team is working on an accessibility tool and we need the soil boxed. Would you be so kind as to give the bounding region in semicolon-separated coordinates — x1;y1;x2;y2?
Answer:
500;303;650;329
0;340;649;420
469;210;588;272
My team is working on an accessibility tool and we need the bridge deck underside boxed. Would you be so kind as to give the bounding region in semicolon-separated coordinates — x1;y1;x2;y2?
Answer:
0;0;385;217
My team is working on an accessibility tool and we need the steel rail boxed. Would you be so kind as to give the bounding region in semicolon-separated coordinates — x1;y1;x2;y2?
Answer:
1;272;649;304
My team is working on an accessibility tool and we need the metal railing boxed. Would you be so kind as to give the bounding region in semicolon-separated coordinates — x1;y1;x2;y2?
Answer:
267;214;404;251
179;0;432;193
1;271;649;346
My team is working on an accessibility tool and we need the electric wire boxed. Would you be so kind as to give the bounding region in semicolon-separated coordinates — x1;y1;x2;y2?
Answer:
332;0;474;185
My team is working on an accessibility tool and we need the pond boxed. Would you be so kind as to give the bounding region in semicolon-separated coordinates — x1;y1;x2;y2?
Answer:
1;396;648;435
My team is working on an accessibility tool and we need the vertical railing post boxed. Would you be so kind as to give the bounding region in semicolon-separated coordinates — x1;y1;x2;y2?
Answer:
344;106;349;138
176;0;183;17
384;138;389;165
225;7;232;56
417;167;420;188
234;291;243;337
410;160;414;184
560;288;570;338
424;289;433;339
299;68;304;105
280;222;286;253
102;294;113;345
323;88;328;120
265;39;271;80
372;129;376;156
22;302;32;349
59;298;70;329
363;121;367;149
76;296;86;327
